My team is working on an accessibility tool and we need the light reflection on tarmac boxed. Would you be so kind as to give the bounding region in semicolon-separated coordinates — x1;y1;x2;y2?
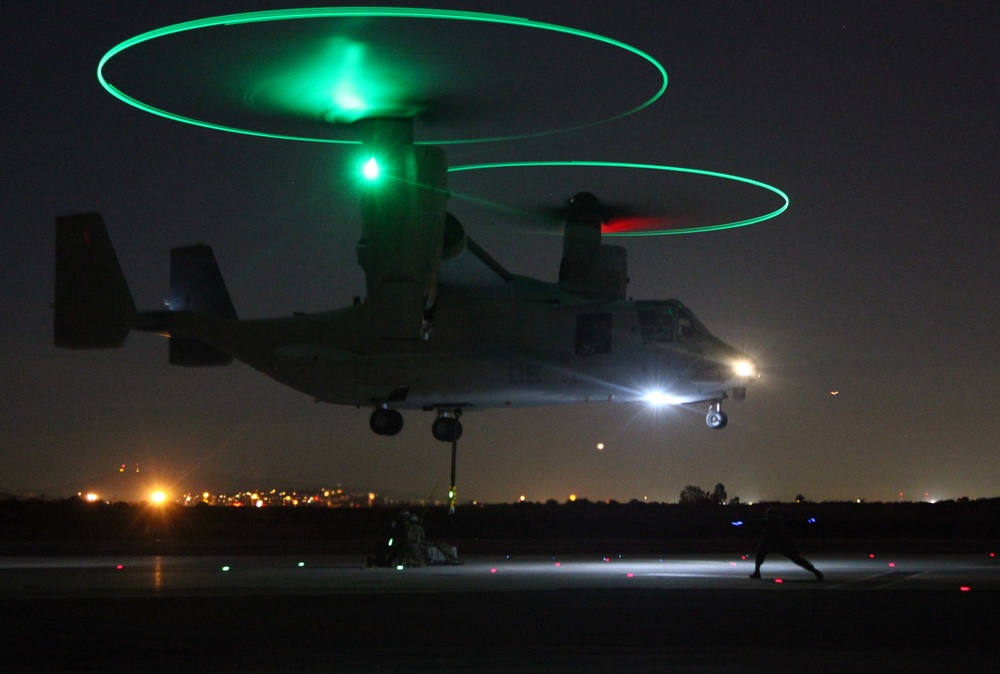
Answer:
2;552;999;596
2;551;999;672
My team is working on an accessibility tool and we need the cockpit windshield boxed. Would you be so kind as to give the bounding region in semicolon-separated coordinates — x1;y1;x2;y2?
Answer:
637;300;709;344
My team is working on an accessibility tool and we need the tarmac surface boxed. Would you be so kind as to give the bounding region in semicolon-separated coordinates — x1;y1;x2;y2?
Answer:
2;548;999;673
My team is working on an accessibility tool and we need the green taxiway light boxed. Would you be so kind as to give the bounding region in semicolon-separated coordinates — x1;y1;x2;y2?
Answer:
97;8;667;145
448;161;789;236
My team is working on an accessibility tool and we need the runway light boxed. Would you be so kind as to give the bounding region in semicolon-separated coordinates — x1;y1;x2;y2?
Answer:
297;562;305;568
554;562;561;567
627;573;634;578
490;568;497;574
869;554;876;559
888;562;896;567
730;562;737;567
221;566;230;572
774;578;783;584
116;564;124;570
960;586;971;592
396;564;405;571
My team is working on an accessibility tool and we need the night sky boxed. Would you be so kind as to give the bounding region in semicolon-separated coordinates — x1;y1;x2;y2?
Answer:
3;1;998;503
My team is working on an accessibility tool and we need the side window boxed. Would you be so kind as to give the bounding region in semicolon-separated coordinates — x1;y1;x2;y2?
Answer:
576;313;612;356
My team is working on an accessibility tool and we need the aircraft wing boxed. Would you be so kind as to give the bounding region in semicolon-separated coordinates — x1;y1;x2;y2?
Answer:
438;236;512;290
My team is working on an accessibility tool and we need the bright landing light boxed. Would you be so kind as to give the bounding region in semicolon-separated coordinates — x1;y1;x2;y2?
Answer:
733;360;757;377
150;490;167;504
643;391;679;406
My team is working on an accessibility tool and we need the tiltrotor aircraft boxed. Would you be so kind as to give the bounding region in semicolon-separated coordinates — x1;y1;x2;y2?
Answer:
55;117;758;442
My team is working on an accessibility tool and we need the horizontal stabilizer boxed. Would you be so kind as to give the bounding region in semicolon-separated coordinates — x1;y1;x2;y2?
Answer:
54;213;136;349
170;336;232;367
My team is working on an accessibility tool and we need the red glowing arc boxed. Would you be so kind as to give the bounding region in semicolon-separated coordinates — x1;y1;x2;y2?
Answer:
601;214;687;234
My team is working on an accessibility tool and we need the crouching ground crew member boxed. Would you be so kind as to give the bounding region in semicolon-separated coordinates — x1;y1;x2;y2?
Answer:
749;508;823;580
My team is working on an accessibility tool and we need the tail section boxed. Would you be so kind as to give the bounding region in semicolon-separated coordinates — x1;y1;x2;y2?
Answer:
167;244;236;366
54;213;136;349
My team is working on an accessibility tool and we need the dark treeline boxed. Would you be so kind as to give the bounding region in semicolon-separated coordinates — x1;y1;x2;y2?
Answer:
2;497;999;555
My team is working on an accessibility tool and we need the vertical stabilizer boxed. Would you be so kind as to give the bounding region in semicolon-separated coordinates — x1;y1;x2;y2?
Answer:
168;244;235;366
54;213;136;349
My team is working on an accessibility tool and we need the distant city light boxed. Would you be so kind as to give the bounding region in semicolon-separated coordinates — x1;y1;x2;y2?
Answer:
596;442;605;450
84;493;99;503
150;490;167;504
568;494;577;502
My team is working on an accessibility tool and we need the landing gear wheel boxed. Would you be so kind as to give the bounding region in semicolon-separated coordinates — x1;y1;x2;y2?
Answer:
370;408;403;436
706;407;728;429
432;416;463;442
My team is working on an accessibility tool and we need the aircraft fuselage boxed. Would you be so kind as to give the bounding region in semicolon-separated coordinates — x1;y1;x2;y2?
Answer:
150;274;755;415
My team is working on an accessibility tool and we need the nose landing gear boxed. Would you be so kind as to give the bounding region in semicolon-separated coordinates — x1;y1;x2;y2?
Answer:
706;401;728;429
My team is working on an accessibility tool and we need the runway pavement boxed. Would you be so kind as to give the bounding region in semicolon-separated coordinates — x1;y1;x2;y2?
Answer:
2;549;998;672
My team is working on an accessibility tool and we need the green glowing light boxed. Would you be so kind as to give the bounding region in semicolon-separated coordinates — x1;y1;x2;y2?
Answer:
362;157;381;181
245;36;425;124
97;8;667;145
448;161;789;235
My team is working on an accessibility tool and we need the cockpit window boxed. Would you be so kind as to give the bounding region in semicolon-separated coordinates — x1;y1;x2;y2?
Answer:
637;301;709;344
676;307;707;341
637;304;674;344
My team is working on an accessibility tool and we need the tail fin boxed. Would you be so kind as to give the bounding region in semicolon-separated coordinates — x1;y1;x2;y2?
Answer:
54;213;136;349
167;244;236;366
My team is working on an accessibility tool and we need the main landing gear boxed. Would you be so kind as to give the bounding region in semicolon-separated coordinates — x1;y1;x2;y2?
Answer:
431;410;463;442
706;401;728;429
370;406;464;512
369;406;403;436
431;410;463;513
